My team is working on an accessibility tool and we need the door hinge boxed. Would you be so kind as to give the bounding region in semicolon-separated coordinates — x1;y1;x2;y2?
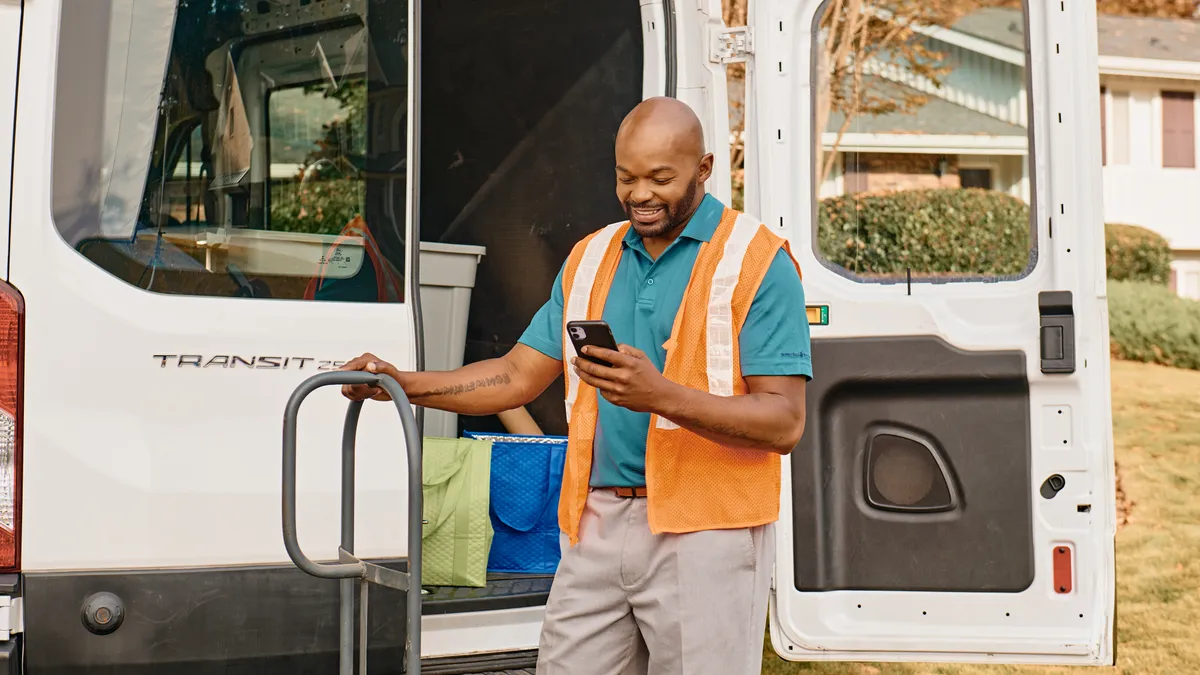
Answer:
710;26;754;64
0;596;18;639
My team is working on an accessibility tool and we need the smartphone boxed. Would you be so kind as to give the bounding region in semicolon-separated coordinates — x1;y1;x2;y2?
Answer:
566;320;619;367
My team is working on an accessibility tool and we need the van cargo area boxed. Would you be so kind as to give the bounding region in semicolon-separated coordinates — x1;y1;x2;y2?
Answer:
418;0;643;441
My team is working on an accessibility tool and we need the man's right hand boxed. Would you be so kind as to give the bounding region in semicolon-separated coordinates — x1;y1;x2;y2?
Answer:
339;352;404;401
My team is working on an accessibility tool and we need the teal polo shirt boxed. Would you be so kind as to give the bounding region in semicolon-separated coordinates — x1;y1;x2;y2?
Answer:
518;194;813;487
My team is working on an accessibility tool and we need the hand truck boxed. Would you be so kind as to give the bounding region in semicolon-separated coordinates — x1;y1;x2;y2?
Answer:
282;371;424;675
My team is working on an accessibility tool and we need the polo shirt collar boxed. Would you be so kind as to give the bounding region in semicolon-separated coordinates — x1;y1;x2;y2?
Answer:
622;193;725;254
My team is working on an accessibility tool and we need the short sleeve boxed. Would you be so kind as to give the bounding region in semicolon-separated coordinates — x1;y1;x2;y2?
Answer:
738;248;813;379
517;261;567;361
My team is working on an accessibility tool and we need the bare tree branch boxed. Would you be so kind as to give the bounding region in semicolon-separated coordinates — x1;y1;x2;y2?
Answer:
813;0;980;186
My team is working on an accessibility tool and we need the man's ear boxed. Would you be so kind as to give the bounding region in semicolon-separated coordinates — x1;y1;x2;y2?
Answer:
698;152;714;182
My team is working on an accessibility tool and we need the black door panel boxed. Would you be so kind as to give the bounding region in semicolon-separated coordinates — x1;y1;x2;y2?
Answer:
794;336;1035;593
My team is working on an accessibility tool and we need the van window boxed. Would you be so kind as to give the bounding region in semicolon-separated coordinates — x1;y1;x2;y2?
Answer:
52;0;408;302
812;2;1037;283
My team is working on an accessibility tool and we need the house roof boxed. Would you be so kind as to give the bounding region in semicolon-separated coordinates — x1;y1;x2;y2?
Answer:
949;7;1026;52
1097;13;1200;62
825;79;1027;137
951;7;1200;63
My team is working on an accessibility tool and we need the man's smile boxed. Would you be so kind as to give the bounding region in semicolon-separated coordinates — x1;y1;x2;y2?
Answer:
630;205;665;223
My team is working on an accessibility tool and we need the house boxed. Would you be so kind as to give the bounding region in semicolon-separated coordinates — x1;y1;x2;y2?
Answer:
819;9;1200;299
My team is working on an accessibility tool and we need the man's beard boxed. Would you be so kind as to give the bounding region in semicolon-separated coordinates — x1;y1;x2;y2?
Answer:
624;175;699;238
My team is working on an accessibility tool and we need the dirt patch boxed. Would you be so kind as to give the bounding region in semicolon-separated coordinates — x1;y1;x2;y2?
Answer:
1116;459;1134;528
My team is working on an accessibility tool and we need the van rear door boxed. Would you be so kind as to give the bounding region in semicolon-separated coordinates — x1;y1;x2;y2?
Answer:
748;0;1116;665
0;0;20;280
0;1;21;661
649;0;736;205
9;0;424;669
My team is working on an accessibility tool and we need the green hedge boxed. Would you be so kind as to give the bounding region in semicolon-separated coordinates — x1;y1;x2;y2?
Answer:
1108;280;1200;370
816;191;1175;284
813;189;1200;369
1105;223;1172;284
817;189;1032;277
269;178;364;237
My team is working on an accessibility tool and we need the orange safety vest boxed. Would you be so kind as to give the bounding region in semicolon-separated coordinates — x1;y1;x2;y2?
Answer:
558;206;802;545
304;216;404;302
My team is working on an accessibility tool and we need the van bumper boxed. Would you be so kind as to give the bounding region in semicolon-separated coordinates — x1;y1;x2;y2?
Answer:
21;563;414;675
0;639;20;675
20;562;548;674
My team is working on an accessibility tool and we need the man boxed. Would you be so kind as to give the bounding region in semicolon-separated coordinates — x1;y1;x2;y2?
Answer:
340;97;812;674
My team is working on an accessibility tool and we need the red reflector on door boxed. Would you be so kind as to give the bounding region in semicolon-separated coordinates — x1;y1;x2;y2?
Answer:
1053;546;1073;594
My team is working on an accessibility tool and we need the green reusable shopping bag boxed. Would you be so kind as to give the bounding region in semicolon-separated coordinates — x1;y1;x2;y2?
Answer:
421;437;494;587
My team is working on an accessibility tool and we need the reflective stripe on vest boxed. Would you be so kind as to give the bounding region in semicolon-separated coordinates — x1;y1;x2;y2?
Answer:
558;207;801;544
304;216;404;303
562;221;629;418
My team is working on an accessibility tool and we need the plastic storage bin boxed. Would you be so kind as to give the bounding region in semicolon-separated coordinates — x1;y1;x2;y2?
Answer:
418;241;487;438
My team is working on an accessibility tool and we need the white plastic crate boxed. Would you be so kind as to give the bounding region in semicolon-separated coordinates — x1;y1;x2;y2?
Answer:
418;241;487;437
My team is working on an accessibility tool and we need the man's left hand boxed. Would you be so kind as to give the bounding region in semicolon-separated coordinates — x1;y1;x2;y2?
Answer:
572;345;675;414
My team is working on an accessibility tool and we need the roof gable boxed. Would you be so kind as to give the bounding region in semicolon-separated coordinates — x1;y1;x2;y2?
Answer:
1097;13;1200;62
946;7;1200;63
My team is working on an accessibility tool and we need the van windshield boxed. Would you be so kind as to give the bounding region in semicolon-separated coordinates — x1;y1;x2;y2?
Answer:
53;0;409;302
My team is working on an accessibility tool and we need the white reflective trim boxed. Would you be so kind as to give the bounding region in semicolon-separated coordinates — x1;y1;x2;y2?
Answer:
563;222;627;413
706;213;761;397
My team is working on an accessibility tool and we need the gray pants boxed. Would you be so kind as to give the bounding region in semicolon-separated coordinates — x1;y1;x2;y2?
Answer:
536;489;775;675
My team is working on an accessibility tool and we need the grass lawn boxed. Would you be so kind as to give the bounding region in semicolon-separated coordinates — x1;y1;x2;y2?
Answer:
762;358;1200;675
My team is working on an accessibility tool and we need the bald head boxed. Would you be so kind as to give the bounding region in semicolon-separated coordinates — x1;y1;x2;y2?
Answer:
614;97;714;242
615;96;707;161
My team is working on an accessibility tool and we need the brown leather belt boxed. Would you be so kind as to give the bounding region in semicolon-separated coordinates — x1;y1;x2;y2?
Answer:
593;486;648;498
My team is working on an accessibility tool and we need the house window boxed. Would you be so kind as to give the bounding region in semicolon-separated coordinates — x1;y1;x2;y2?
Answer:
1162;91;1196;169
1173;262;1200;300
959;168;993;189
843;153;869;194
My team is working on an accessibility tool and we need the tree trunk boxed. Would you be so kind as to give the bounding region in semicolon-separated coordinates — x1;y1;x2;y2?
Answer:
814;45;832;193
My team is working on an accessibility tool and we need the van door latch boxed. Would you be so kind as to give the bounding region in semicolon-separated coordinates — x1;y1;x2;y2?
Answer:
710;26;754;64
1038;290;1075;374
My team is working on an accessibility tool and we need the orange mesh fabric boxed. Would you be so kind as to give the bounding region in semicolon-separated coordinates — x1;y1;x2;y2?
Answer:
646;210;791;533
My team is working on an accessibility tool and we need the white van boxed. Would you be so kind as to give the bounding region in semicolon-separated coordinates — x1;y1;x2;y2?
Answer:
0;0;1116;672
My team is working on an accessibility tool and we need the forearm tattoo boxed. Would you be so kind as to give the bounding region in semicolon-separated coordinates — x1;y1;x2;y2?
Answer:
410;373;512;399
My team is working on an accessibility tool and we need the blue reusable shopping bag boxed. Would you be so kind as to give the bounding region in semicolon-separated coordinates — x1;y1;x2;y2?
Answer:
463;432;567;575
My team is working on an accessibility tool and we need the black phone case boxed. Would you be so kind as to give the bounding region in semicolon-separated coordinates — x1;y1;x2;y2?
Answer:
566;320;618;366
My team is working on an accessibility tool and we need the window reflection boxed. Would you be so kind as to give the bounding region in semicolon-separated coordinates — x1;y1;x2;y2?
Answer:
814;1;1036;282
65;0;408;301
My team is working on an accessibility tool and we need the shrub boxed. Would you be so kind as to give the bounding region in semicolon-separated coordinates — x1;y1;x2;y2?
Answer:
1105;223;1172;285
1108;280;1200;370
817;188;1031;277
269;177;364;236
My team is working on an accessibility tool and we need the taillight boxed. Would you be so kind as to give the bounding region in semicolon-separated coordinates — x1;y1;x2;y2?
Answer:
0;281;23;570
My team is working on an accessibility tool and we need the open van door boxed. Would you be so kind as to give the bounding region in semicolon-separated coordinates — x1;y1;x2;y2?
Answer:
648;0;735;204
747;0;1117;665
0;0;19;278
